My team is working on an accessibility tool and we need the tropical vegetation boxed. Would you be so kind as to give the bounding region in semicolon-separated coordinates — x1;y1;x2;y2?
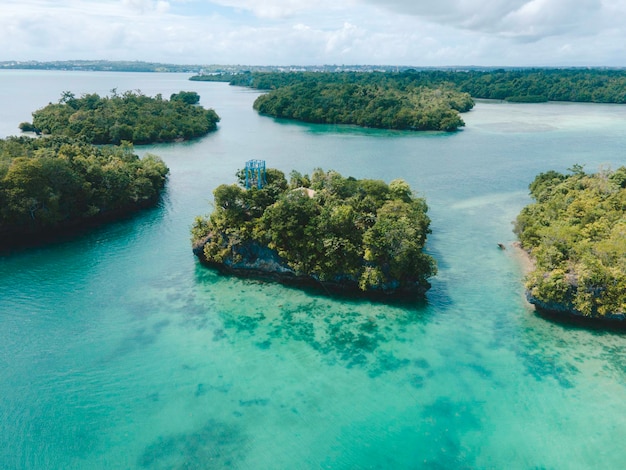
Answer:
0;135;168;244
192;168;437;295
191;68;626;131
20;90;220;144
213;69;626;104
253;82;472;131
515;166;626;318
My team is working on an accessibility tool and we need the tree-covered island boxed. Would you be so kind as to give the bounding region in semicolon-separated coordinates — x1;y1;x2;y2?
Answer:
193;71;474;131
192;68;626;131
192;166;437;298
253;82;472;131
0;136;168;248
194;68;626;104
19;90;220;145
515;166;626;321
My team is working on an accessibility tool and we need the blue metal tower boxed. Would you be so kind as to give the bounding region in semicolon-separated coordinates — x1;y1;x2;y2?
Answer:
244;160;266;189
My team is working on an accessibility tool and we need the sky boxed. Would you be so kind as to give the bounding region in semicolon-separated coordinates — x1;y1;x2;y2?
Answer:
1;0;625;66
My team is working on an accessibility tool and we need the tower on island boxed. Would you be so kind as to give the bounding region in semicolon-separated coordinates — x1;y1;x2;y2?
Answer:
244;159;266;189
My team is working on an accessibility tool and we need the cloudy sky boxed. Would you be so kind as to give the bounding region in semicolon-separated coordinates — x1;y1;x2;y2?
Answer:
2;0;625;66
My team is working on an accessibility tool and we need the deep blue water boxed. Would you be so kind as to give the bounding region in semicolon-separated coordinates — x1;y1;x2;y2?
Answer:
1;71;626;469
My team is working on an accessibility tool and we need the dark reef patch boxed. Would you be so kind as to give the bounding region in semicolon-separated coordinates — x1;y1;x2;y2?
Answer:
416;398;482;468
239;398;270;407
222;310;265;334
518;350;579;389
138;419;247;469
214;291;430;377
409;374;425;389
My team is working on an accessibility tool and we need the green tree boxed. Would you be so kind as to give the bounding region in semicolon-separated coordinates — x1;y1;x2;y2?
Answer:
0;136;168;243
516;167;626;317
25;90;219;144
170;91;200;105
192;167;436;296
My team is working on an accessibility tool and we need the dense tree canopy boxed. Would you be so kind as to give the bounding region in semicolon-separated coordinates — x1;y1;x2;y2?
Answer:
190;69;626;131
0;135;168;244
189;73;239;83
21;90;220;145
192;168;436;294
253;82;471;131
170;91;200;105
450;69;626;103
515;167;626;317
218;69;626;104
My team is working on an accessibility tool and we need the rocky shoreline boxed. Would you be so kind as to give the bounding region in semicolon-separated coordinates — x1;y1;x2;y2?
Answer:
192;235;430;300
511;242;625;324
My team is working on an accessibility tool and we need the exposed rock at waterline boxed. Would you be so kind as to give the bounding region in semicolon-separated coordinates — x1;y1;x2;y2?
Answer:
193;235;430;299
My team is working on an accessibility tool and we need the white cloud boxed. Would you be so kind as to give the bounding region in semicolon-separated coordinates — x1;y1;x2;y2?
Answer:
122;0;170;14
207;0;348;19
0;0;624;65
360;0;529;30
498;0;602;40
360;0;607;40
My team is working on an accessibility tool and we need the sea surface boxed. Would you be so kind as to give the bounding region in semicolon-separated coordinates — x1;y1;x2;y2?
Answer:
1;71;626;469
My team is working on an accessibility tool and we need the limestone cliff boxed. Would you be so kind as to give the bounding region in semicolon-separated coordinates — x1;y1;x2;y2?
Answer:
193;234;429;299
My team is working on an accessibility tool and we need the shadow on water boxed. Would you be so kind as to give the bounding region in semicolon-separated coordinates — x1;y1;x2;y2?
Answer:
509;306;626;390
533;308;626;334
268;115;462;139
193;260;433;308
0;192;169;256
417;241;456;315
513;308;626;388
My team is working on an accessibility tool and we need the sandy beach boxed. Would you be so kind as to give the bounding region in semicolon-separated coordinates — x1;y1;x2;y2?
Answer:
510;241;535;275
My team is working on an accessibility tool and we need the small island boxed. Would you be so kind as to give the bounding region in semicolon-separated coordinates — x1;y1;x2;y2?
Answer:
192;163;437;298
20;90;220;145
0;136;168;248
514;166;626;321
253;82;473;131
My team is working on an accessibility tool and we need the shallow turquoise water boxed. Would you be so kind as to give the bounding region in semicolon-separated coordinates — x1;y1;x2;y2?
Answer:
1;71;626;469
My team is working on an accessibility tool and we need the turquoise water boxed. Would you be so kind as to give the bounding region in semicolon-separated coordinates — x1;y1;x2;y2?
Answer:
1;71;626;469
